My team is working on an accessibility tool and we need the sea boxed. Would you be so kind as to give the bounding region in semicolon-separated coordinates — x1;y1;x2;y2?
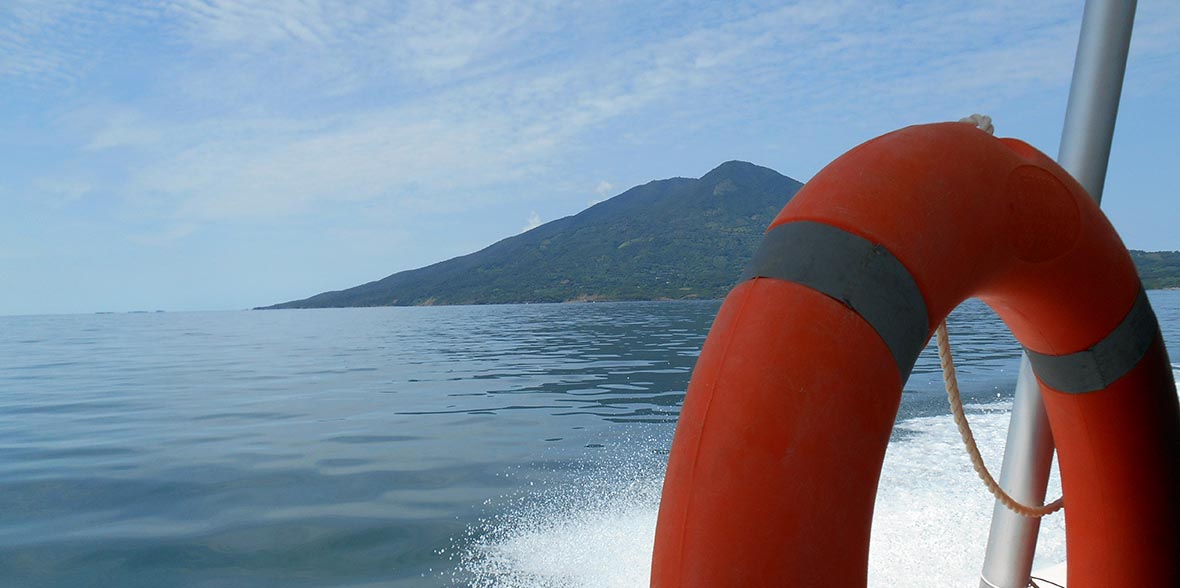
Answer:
3;291;1180;588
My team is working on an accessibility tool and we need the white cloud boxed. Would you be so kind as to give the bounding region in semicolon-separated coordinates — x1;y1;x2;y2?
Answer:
84;110;163;150
588;180;616;206
169;0;336;49
126;223;198;247
6;0;1180;315
16;0;1180;230
32;177;92;206
0;1;164;84
521;211;542;233
379;0;552;77
0;1;86;81
123;102;558;221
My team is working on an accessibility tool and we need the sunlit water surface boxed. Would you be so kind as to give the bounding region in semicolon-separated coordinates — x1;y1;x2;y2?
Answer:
4;292;1180;587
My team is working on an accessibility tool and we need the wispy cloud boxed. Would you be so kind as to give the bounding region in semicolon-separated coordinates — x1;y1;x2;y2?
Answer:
126;223;198;247
7;1;1180;302
4;0;1090;224
32;177;92;206
84;110;164;151
521;211;542;233
123;104;558;221
0;1;164;85
5;0;1180;314
170;0;337;49
379;1;555;78
588;180;615;206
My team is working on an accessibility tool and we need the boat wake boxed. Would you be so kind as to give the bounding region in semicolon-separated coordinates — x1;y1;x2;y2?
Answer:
456;451;663;588
457;368;1180;588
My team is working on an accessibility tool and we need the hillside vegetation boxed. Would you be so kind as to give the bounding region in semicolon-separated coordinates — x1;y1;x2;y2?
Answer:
263;161;802;308
1130;250;1180;290
262;163;1180;310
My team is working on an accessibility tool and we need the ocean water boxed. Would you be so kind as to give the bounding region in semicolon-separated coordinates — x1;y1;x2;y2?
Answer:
2;292;1179;588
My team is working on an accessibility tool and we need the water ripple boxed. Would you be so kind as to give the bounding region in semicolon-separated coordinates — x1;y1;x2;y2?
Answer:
1;293;1178;586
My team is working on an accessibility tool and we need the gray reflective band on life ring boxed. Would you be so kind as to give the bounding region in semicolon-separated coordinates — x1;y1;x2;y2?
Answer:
740;221;929;381
1025;287;1160;394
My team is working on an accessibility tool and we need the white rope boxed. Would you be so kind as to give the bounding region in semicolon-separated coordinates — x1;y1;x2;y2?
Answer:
959;113;995;136
939;114;1064;518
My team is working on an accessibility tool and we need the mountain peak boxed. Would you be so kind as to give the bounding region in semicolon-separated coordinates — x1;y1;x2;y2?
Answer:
707;159;760;172
697;161;801;202
261;162;805;309
701;160;778;179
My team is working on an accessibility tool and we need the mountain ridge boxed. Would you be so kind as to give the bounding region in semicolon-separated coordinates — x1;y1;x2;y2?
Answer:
260;161;1180;310
261;161;801;309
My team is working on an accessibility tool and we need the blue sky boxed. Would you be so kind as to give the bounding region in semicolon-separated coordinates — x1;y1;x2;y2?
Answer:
2;0;1178;316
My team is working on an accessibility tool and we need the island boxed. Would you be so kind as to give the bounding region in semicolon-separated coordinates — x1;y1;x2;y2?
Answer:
260;161;1180;309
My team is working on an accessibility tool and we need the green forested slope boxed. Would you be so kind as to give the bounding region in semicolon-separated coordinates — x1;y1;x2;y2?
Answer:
1130;250;1180;290
261;163;1180;309
263;161;803;308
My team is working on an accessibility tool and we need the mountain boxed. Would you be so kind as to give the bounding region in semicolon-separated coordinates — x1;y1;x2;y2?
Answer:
1130;250;1180;290
261;161;803;308
260;162;1180;310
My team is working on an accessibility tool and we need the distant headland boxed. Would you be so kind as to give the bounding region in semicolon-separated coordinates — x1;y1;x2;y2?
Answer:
259;161;1180;309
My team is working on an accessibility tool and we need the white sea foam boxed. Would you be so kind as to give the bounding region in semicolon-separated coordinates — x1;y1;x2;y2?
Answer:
458;459;662;588
870;401;1065;586
457;400;1074;587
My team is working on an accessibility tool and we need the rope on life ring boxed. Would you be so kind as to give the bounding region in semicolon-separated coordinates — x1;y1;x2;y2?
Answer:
938;319;1064;517
940;114;1063;518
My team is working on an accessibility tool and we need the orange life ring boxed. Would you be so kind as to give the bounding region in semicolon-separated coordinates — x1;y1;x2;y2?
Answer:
651;122;1180;587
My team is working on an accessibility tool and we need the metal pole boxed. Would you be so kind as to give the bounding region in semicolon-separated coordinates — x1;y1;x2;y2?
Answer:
978;1;1136;586
978;359;1055;588
1057;0;1137;205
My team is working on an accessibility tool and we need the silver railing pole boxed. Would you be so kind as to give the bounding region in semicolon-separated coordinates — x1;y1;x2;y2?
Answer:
1056;0;1137;206
978;1;1136;587
978;358;1055;588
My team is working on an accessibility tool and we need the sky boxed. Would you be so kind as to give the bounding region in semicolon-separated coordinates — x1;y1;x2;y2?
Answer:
2;0;1178;316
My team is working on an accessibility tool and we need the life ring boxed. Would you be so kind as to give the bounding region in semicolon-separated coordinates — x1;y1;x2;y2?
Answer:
651;122;1180;587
